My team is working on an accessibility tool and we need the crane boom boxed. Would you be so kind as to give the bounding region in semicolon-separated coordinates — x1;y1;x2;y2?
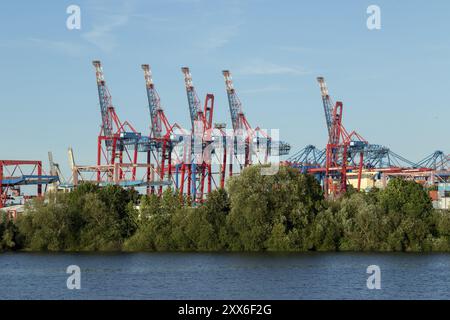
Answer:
181;67;203;128
92;60;114;138
317;77;333;138
221;69;291;153
141;64;163;139
222;70;245;131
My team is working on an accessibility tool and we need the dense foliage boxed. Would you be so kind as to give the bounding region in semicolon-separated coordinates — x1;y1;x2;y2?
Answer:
1;166;449;252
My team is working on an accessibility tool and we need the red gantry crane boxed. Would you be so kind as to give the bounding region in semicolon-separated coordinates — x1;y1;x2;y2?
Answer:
180;67;225;202
92;60;143;183
71;61;155;188
0;160;58;210
315;77;367;197
222;70;291;176
141;64;184;195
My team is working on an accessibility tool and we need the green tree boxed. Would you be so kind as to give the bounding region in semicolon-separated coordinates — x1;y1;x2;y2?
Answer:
97;185;139;239
337;193;385;251
266;218;292;251
0;213;23;251
310;204;342;251
378;178;433;251
202;189;230;249
17;193;77;251
427;210;450;251
226;165;323;251
78;192;123;250
124;189;179;251
170;207;219;251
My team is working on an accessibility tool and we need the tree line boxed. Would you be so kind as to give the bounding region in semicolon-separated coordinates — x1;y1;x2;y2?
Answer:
1;165;450;252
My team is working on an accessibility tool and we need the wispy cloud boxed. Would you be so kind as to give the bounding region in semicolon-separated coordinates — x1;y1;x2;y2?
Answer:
240;85;289;94
194;0;243;52
200;22;242;51
81;5;132;53
25;2;135;55
129;13;172;23
238;60;309;76
28;38;88;57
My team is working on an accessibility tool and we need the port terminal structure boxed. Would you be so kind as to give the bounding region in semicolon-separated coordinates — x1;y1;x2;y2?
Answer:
0;160;59;216
284;77;448;206
67;61;291;203
1;62;448;210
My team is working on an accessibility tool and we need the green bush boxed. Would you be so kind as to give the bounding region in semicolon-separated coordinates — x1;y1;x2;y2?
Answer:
16;183;140;251
226;166;323;251
0;213;22;251
4;169;447;252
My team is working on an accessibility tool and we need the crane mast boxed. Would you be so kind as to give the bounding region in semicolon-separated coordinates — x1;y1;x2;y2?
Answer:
317;77;333;139
221;70;252;169
141;64;163;139
221;69;291;171
317;76;368;197
179;67;219;203
91;60;143;182
141;64;179;195
93;60;115;138
181;67;203;128
222;70;246;131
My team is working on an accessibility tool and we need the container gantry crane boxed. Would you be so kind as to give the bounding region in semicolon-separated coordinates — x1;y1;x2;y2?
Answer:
286;145;326;172
222;70;291;176
416;151;447;171
141;64;184;195
0;160;58;209
92;60;143;183
316;77;367;196
180;67;226;202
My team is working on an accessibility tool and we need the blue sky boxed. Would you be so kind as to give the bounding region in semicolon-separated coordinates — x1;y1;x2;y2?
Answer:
0;0;449;176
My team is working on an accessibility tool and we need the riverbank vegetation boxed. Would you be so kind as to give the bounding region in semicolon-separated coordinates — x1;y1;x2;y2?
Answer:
1;166;449;252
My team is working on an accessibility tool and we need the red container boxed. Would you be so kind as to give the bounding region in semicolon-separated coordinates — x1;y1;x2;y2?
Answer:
429;190;439;201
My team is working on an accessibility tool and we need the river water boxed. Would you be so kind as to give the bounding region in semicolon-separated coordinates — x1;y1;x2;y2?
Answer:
1;252;450;299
